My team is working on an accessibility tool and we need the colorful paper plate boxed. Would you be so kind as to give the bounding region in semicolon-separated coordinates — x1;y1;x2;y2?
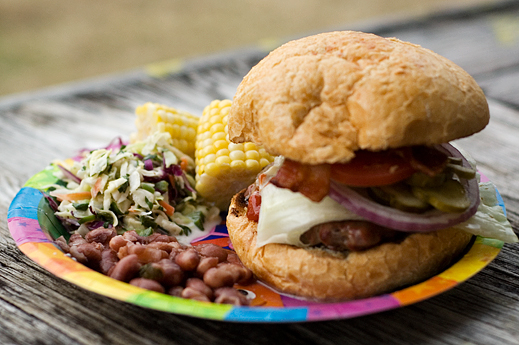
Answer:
7;164;505;322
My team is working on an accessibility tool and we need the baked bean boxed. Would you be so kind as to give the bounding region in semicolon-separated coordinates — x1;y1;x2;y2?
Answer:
195;243;228;263
186;278;213;300
174;248;200;271
110;254;141;282
214;287;249;306
129;278;165;293
196;256;219;277
181;287;211;302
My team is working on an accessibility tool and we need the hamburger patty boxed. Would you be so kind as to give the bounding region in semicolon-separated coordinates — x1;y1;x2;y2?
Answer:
300;221;404;252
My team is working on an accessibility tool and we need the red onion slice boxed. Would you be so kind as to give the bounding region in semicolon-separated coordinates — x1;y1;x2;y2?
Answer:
328;143;480;232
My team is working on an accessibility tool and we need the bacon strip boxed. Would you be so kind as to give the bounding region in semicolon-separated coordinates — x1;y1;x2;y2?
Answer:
402;146;449;176
269;159;331;202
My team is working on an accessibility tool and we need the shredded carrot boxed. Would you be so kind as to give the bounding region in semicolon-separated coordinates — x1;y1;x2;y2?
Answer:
159;200;175;216
180;156;189;171
91;176;104;197
49;190;92;202
168;175;176;187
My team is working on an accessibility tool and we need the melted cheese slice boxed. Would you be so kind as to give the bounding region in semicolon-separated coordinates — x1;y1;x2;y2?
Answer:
256;182;517;248
256;184;363;247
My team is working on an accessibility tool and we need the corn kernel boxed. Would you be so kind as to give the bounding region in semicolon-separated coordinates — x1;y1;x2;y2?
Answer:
212;132;226;141
210;123;225;135
245;150;260;160
230;160;246;169
215;156;232;165
246;159;261;171
203;154;216;165
260;158;271;168
244;142;258;151
214;140;228;151
228;143;244;151
216;149;230;158
229;150;246;161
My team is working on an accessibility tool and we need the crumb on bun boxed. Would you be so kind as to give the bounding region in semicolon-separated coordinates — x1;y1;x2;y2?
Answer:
228;31;489;164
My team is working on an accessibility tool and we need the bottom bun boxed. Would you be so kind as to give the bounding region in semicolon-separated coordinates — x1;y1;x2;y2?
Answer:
227;189;473;301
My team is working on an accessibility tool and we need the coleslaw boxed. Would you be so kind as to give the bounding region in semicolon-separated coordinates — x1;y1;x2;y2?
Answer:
45;132;221;244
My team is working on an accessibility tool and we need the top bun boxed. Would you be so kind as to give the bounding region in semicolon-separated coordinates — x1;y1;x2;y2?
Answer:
228;31;489;164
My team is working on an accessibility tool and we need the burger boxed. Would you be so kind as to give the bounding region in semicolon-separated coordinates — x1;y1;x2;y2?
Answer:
225;31;496;301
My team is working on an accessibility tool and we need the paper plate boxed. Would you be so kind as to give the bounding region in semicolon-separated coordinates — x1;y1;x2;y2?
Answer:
7;164;505;323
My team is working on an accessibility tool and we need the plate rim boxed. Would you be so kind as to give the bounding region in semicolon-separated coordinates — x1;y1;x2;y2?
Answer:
6;165;505;323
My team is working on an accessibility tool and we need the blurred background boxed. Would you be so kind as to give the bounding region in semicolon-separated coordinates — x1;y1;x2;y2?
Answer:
0;0;499;97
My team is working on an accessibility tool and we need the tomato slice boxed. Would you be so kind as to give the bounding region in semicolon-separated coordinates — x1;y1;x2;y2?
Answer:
330;149;416;187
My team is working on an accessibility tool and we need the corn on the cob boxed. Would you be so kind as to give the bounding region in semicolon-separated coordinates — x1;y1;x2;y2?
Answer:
195;99;275;210
131;102;199;157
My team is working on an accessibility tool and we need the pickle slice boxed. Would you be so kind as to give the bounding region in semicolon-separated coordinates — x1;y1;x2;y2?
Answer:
411;179;470;213
406;172;447;187
446;163;476;180
370;184;431;213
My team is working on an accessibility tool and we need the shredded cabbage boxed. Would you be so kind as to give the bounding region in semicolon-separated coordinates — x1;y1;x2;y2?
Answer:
49;132;220;244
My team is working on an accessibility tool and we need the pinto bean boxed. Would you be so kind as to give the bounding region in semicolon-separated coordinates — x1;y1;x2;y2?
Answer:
203;263;243;289
149;234;178;243
167;286;184;297
185;278;213;300
110;254;141;282
196;256;219;277
68;233;87;246
109;235;128;253
168;245;187;261
214;287;249;306
226;253;242;265
147;241;178;253
129;278;165;293
128;243;168;263
154;259;184;287
174;249;200;271
195;243;228;263
69;242;104;267
54;236;70;253
181;287;211;302
85;228;116;247
68;246;87;264
99;249;118;275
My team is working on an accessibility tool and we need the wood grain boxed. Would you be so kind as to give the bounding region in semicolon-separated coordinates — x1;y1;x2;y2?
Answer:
0;2;518;344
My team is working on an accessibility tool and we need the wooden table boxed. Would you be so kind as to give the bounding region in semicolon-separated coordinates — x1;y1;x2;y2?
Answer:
1;2;519;344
